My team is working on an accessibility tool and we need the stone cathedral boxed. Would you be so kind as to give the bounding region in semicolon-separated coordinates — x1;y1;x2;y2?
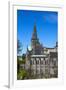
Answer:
24;24;58;78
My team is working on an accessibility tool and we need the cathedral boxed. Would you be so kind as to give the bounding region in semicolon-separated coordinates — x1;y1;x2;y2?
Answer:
25;24;58;79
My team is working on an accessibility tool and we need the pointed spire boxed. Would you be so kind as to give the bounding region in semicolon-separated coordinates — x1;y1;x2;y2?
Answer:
34;23;37;33
32;23;38;40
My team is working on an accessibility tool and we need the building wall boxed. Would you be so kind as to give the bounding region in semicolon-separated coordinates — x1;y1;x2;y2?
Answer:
25;47;58;78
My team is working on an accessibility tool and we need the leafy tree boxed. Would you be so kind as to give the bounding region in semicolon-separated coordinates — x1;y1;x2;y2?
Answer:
17;40;22;73
22;54;26;68
22;54;26;62
17;40;22;55
17;56;20;73
17;69;29;80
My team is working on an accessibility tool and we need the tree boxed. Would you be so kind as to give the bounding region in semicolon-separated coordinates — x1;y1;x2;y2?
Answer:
22;54;26;69
17;69;29;80
17;40;22;55
17;40;22;73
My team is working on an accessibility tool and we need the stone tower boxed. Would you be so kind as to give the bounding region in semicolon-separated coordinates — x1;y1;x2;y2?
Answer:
31;24;43;55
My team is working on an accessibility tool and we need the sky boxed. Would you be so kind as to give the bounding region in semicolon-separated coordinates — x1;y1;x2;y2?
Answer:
17;10;58;54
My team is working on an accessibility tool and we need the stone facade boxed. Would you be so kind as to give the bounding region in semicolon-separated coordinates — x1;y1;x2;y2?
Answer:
25;24;58;78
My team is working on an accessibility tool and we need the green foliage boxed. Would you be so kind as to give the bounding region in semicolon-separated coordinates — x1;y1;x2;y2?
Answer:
17;69;29;80
17;57;20;73
17;55;26;74
17;40;22;55
22;54;26;64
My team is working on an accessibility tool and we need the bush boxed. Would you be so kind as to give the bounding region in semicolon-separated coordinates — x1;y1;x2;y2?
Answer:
17;69;28;80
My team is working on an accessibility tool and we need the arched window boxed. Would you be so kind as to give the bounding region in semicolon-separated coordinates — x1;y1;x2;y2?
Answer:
36;58;40;64
45;60;48;65
40;58;44;64
40;60;43;64
36;60;39;64
31;58;35;65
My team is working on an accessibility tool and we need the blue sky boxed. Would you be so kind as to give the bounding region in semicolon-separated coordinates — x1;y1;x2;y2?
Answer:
17;10;58;54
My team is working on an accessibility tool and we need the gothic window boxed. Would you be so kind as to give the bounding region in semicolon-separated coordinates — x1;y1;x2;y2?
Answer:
40;60;43;64
36;60;39;64
45;60;48;65
40;58;44;64
36;58;40;64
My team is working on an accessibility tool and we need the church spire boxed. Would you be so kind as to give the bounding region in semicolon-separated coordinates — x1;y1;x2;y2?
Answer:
31;23;38;40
